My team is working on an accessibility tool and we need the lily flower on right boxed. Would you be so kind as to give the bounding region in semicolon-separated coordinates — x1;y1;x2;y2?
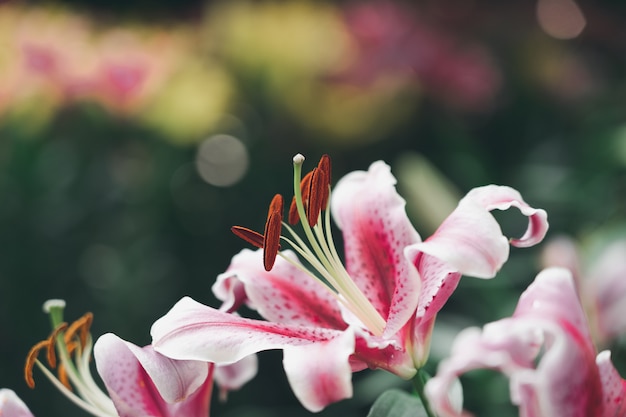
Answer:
425;267;626;417
541;235;626;347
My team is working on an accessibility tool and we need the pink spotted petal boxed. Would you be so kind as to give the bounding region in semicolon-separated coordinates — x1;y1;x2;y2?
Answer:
331;161;422;337
0;389;34;417
425;268;604;417
93;333;212;417
213;249;346;329
283;328;355;412
151;297;346;365
212;267;248;313
596;351;626;417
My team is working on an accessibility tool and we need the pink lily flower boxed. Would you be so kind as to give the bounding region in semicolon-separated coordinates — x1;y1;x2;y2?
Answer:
24;300;215;417
94;333;213;417
425;267;626;417
0;389;35;417
151;154;548;412
541;235;626;347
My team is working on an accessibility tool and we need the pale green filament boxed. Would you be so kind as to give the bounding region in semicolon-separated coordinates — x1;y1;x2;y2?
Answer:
278;155;386;336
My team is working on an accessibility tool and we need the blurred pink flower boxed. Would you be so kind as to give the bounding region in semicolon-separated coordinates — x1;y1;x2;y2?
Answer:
541;235;626;346
0;389;34;417
425;267;626;417
151;155;547;412
334;1;502;111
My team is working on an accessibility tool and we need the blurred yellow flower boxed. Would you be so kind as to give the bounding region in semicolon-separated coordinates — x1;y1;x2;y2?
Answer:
138;60;234;144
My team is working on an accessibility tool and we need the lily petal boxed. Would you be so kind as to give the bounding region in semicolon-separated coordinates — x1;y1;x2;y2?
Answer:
0;389;35;417
213;249;346;329
413;185;548;280
151;296;345;365
404;186;547;364
596;351;626;416
94;333;212;417
283;328;355;412
460;185;549;248
425;268;606;417
214;354;258;400
330;161;422;337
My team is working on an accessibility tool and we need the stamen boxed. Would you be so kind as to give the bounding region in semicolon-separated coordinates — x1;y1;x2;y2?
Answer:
231;226;265;248
24;321;71;389
58;364;71;390
65;313;93;348
25;341;50;388
288;171;313;225
47;323;69;368
267;193;284;216
26;300;119;417
307;167;328;228
316;154;331;209
263;194;283;271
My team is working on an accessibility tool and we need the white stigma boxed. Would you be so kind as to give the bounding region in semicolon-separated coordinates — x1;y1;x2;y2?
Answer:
293;153;305;164
43;299;66;313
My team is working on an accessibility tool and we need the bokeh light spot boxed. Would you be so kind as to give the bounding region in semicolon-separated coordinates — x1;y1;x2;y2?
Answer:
195;134;249;187
537;0;586;40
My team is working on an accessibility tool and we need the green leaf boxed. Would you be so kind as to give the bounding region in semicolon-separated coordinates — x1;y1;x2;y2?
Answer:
366;389;429;417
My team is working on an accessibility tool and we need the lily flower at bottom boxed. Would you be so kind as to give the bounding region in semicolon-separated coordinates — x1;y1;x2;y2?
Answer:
425;267;626;417
0;389;35;417
151;155;548;412
22;299;218;417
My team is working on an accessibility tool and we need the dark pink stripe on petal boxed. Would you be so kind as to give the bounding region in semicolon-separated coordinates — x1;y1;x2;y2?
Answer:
151;297;345;365
331;161;421;336
215;249;346;329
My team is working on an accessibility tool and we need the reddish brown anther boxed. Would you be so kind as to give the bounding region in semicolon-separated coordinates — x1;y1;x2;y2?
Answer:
231;226;264;248
288;171;313;225
232;194;284;271
263;194;283;271
316;154;332;209
307;167;327;227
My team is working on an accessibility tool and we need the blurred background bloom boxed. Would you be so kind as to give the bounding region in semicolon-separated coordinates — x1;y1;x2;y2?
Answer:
541;230;626;348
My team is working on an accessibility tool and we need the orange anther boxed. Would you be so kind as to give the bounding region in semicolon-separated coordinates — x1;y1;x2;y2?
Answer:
46;323;68;368
58;363;72;391
64;313;93;348
24;340;49;388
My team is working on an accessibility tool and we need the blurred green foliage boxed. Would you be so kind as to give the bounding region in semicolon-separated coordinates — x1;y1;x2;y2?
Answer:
1;1;626;416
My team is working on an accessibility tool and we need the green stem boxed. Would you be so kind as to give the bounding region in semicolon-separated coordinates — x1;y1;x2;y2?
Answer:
412;369;436;417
